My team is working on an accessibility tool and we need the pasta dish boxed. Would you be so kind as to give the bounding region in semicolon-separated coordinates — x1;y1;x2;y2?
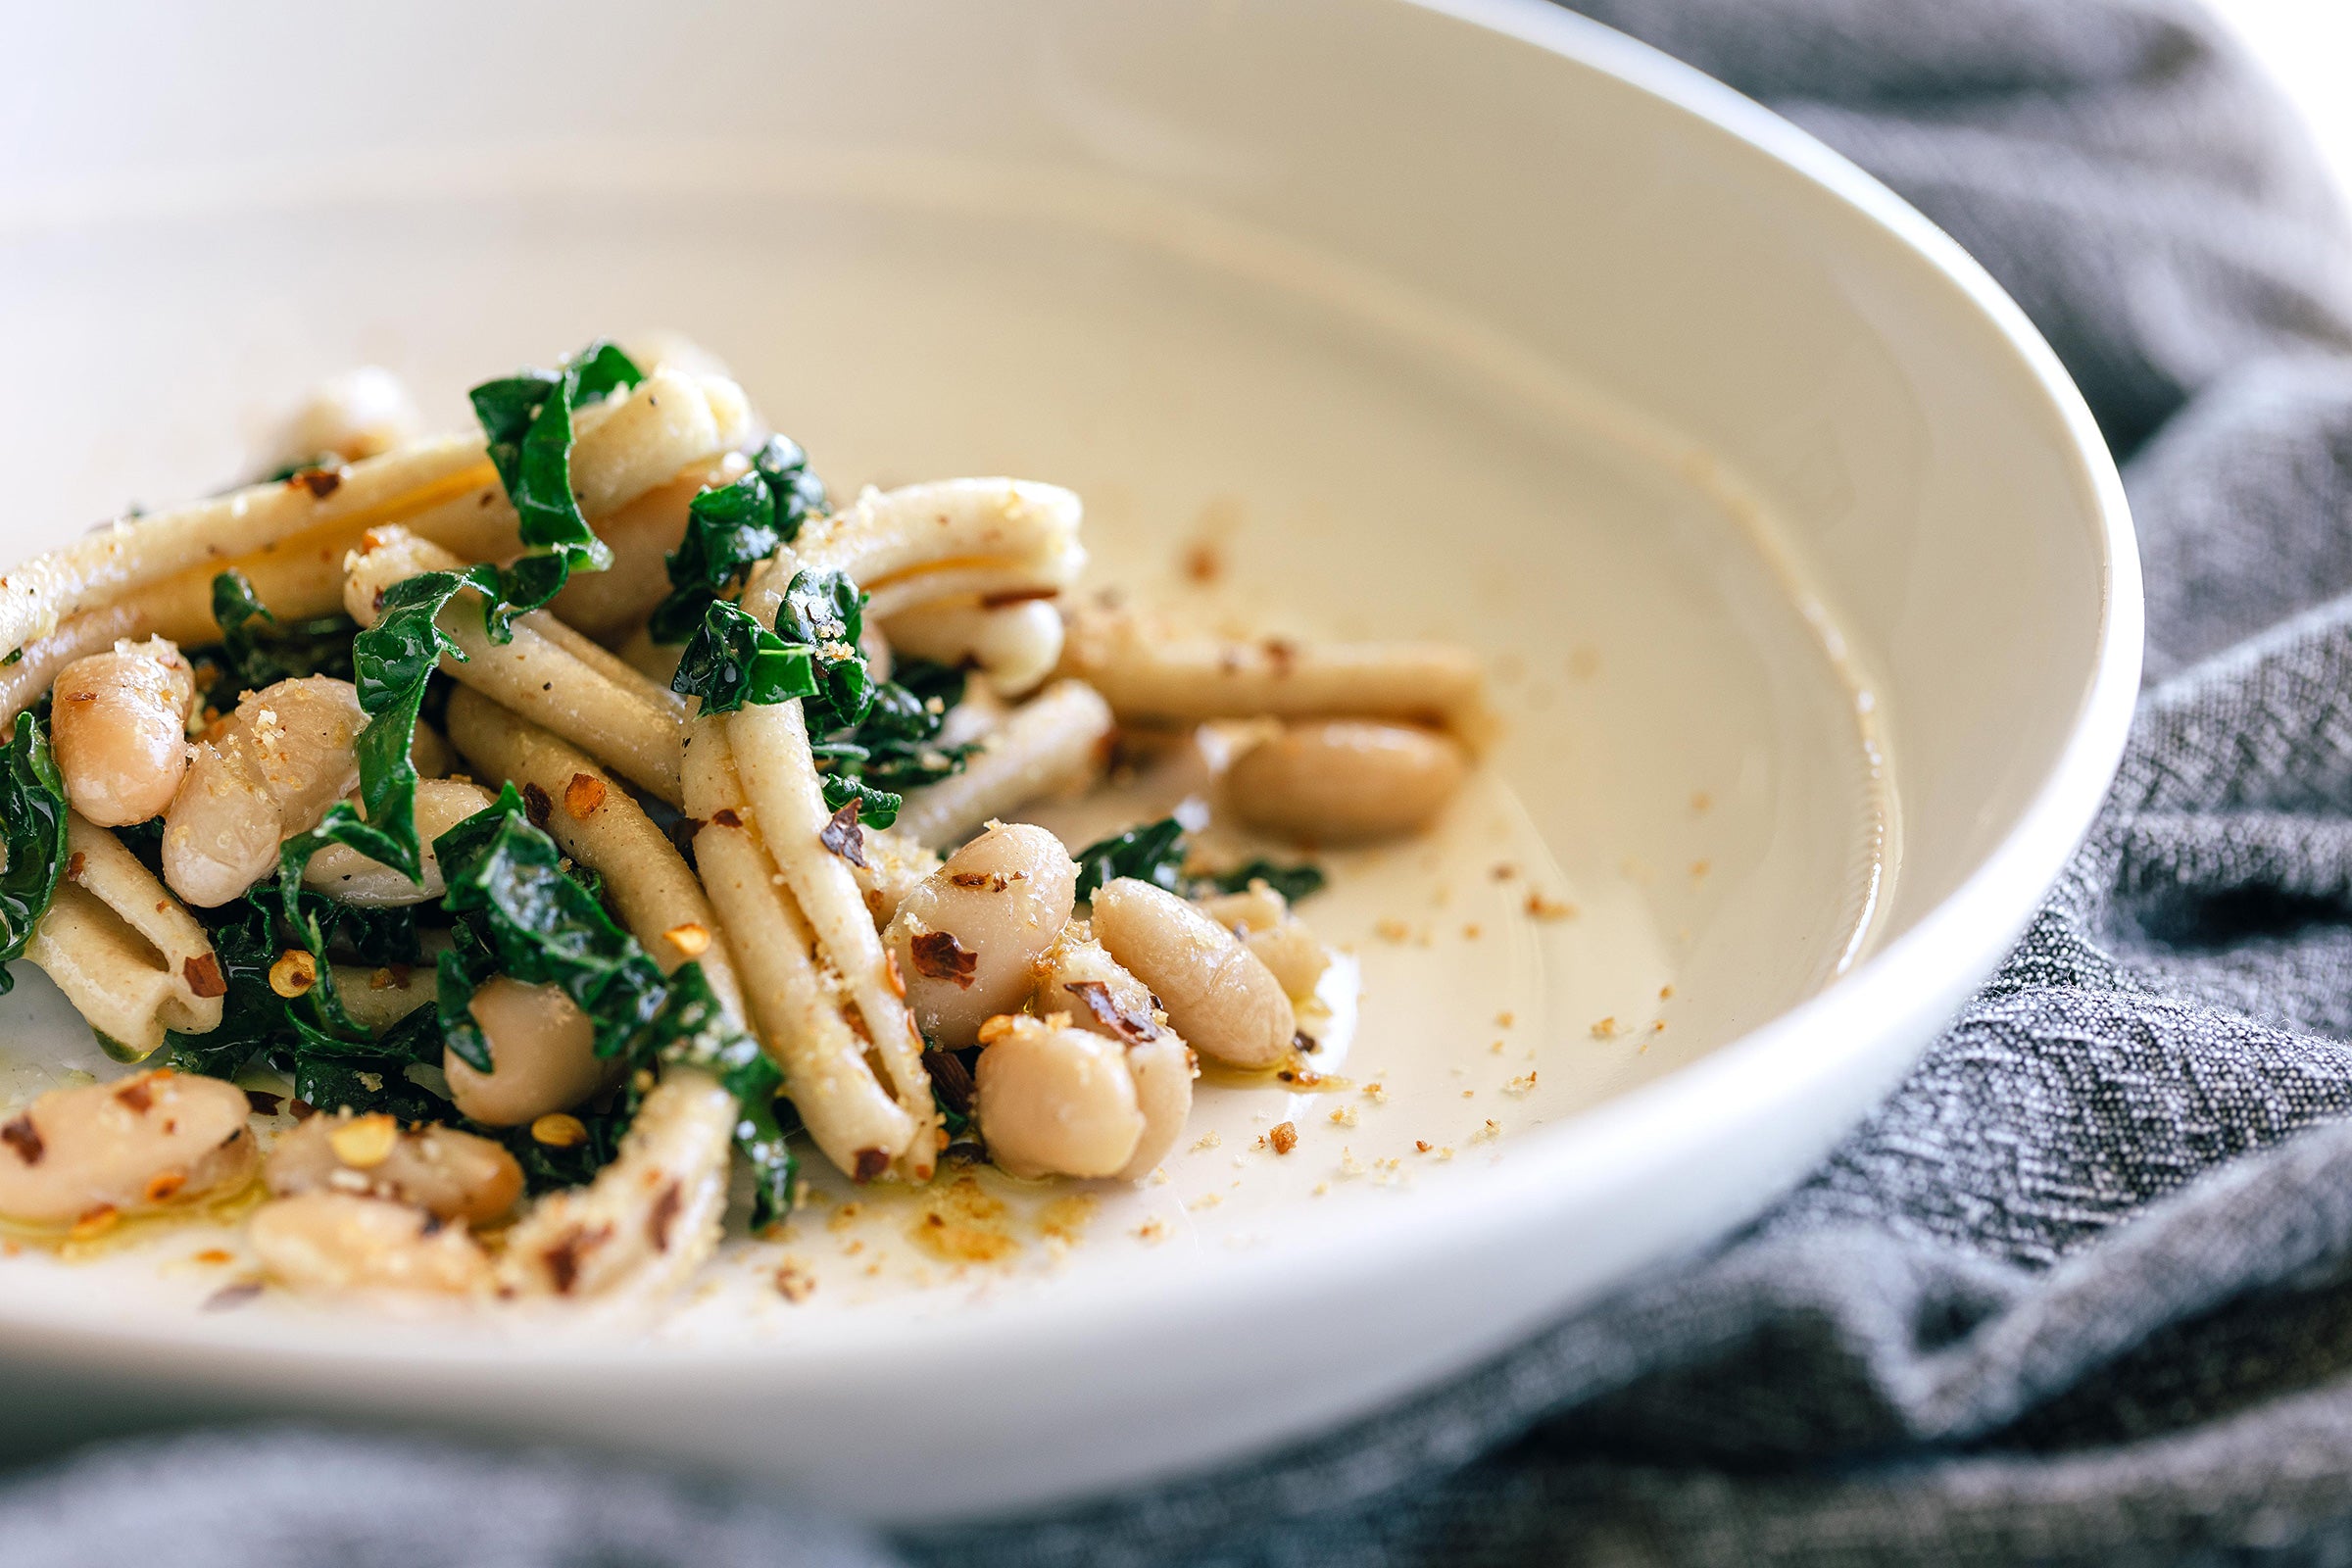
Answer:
0;338;1482;1304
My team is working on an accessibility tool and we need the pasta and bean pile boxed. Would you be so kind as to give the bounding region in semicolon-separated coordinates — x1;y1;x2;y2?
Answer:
0;340;1482;1304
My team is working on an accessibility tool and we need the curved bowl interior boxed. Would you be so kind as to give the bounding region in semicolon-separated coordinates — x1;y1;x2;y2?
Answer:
0;0;2135;1518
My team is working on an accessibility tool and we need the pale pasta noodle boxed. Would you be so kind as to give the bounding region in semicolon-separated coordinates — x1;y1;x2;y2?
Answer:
893;679;1114;850
24;815;223;1057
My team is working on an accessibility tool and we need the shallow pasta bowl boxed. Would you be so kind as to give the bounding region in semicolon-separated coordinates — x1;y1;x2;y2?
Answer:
0;0;2137;1521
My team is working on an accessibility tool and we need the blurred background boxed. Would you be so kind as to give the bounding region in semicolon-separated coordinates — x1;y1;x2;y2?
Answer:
2211;0;2352;191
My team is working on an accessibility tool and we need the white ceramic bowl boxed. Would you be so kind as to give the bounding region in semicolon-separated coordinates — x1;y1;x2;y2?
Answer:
0;0;2136;1521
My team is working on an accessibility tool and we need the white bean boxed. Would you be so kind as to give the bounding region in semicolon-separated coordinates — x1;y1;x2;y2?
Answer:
1091;878;1296;1068
299;778;494;906
1033;930;1195;1181
48;637;194;826
1225;721;1466;845
162;675;363;906
268;366;424;468
443;977;612;1128
972;1014;1143;1181
0;1070;256;1228
247;1192;489;1295
884;824;1076;1051
1192;883;1331;1000
264;1110;523;1226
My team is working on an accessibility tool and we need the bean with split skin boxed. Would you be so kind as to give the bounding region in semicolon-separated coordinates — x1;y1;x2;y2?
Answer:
1091;877;1296;1069
264;1110;523;1226
1226;720;1466;845
48;637;196;827
972;1013;1144;1180
443;976;613;1128
0;1069;257;1229
1034;930;1195;1181
883;822;1077;1051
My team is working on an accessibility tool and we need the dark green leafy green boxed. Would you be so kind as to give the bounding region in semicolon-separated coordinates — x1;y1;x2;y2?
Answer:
0;713;69;996
645;436;825;645
1070;816;1325;906
203;568;359;710
775;568;877;734
831;662;974;793
669;600;820;715
819;773;903;831
467;340;641;619
1207;859;1327;904
433;786;796;1224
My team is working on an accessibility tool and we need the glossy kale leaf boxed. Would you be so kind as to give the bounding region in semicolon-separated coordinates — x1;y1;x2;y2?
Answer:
1071;816;1190;902
833;662;974;793
203;568;359;710
1069;816;1325;906
669;599;820;715
431;785;795;1222
467;340;642;612
0;713;69;996
818;772;904;832
645;437;827;645
774;568;876;734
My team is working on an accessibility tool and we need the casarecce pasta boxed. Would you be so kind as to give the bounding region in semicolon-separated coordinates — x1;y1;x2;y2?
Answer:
0;338;1484;1307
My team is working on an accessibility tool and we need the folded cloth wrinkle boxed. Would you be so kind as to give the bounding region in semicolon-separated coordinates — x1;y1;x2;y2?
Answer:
18;1;2352;1564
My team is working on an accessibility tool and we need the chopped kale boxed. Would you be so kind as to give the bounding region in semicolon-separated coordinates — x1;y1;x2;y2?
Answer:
203;567;359;710
819;773;904;832
645;432;826;645
0;713;69;996
839;663;974;793
466;340;642;618
775;568;877;734
1070;815;1325;906
433;785;795;1223
669;600;820;716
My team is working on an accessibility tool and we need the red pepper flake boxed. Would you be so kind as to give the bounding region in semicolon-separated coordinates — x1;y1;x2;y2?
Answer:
520;781;554;827
288;1098;318;1120
1263;637;1298;674
1063;980;1159;1044
244;1090;284;1117
65;851;85;881
286;466;343;499
541;1222;610;1296
1269;1121;1298;1155
978;585;1058;609
182;953;227;999
950;871;1008;891
909;930;977;988
922;1049;976;1118
563;771;607;819
113;1077;155;1114
647;1181;684;1252
853;1147;890;1182
710;808;742;829
817;800;867;867
202;1282;264;1312
0;1115;41;1166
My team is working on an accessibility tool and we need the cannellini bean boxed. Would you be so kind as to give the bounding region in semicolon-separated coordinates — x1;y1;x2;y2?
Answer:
1193;883;1331;1000
1091;877;1296;1068
495;1068;735;1298
247;1193;489;1295
264;1110;522;1226
855;826;942;929
882;599;1064;698
0;1070;256;1228
894;679;1113;850
1058;605;1486;731
1033;929;1195;1181
300;777;495;906
162;675;363;906
269;366;424;468
973;1014;1144;1181
884;824;1076;1051
48;638;195;826
444;977;612;1128
1227;721;1466;845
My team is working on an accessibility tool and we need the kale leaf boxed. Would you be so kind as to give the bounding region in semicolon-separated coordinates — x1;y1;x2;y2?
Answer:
466;339;642;619
645;436;827;645
433;785;795;1223
669;600;821;716
775;568;877;734
0;713;69;995
204;567;359;710
1070;815;1326;906
835;662;974;793
819;773;904;832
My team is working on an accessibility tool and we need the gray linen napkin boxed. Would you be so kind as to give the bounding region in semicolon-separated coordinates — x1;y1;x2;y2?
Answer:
14;1;2352;1563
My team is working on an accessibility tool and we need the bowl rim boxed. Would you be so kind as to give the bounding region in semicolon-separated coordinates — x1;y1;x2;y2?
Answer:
0;0;2141;1386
